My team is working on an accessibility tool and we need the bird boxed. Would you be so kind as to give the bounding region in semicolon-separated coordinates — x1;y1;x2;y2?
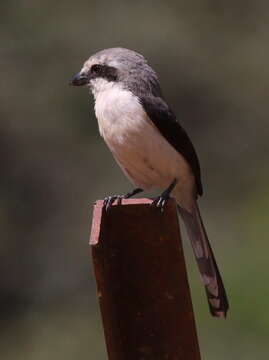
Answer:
70;47;229;318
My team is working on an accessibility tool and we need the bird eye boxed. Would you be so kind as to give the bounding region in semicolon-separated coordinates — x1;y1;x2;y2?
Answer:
91;64;102;74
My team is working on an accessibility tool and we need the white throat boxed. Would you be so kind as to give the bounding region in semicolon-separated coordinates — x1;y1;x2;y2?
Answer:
90;78;117;100
92;78;145;142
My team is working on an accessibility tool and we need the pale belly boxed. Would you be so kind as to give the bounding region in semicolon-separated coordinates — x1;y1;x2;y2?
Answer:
105;118;191;191
94;86;195;209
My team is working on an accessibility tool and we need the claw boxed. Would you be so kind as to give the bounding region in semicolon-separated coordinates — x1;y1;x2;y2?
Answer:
103;188;144;212
103;195;118;211
151;178;178;213
151;195;168;212
116;195;124;205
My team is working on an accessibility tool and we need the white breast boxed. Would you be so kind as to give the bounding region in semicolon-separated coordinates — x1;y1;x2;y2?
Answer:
94;80;145;144
93;79;195;210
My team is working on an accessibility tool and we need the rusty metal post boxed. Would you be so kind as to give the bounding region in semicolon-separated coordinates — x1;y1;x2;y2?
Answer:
90;198;201;360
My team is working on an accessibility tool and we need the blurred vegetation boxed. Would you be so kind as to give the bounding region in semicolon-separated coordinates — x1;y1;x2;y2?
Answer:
1;1;269;359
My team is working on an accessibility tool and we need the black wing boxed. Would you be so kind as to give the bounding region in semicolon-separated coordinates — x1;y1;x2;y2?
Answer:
140;96;203;196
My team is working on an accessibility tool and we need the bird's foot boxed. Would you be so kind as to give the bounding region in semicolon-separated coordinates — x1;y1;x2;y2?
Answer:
151;178;178;213
103;195;124;211
151;195;169;212
103;188;144;211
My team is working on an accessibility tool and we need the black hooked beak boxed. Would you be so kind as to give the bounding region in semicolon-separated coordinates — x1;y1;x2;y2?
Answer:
70;72;88;86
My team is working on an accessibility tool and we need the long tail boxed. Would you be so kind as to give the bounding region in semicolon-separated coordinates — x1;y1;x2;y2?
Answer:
178;203;229;318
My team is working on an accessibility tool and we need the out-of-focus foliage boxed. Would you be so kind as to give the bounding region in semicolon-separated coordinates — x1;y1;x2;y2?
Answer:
1;1;269;359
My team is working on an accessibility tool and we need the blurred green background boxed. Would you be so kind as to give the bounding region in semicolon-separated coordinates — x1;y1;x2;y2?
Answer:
1;1;269;359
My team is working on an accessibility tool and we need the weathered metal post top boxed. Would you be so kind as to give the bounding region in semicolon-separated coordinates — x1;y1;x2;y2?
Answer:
90;198;201;360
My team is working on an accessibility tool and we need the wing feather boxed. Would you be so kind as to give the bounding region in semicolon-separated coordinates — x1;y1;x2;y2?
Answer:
140;96;203;196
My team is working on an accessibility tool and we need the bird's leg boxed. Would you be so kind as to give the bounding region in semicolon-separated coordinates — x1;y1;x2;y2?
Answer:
151;178;178;212
103;188;144;211
124;188;143;199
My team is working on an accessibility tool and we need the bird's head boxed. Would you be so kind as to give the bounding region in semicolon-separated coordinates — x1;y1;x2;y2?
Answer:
70;47;161;98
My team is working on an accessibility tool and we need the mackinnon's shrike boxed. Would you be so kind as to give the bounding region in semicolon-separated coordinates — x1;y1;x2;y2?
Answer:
71;47;229;317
